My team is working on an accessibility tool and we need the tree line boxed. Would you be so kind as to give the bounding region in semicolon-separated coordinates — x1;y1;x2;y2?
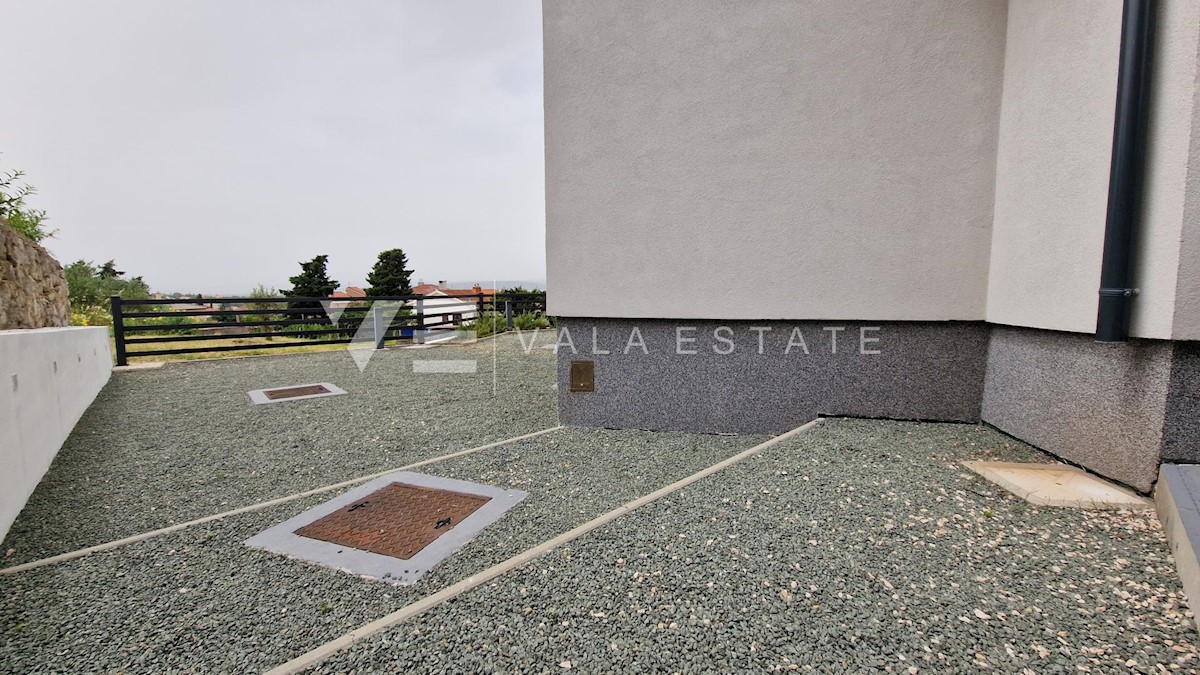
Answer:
2;159;544;331
282;249;413;300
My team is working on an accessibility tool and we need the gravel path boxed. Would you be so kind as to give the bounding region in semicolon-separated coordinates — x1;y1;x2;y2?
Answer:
0;427;766;673
2;333;557;566
313;418;1198;674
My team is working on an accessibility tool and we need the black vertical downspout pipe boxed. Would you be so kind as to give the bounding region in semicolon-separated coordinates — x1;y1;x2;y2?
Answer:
1096;0;1156;343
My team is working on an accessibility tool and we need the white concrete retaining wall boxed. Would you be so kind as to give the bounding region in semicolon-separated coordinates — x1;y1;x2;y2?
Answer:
0;326;111;540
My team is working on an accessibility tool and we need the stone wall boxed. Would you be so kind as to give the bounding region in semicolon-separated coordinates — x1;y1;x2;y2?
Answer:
0;219;70;329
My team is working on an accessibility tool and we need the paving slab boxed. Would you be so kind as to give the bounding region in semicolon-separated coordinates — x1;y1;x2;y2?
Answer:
964;460;1153;510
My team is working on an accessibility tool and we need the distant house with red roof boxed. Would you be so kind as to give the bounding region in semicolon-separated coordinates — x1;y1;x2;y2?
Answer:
411;282;496;329
325;286;367;313
412;282;496;300
329;286;366;300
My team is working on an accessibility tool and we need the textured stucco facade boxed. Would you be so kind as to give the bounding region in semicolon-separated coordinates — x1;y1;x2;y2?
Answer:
544;0;1007;321
545;0;1200;338
985;0;1200;339
983;0;1120;335
544;0;1200;491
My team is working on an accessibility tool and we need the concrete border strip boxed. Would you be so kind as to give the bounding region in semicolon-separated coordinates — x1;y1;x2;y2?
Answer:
1155;464;1200;621
264;418;823;675
0;425;564;575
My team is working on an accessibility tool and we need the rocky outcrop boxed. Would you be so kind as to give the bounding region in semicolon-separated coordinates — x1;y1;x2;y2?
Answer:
0;219;70;329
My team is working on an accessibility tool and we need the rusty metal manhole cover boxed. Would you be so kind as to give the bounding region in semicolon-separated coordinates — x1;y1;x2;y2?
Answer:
248;382;346;404
295;483;491;559
244;472;527;584
265;384;330;400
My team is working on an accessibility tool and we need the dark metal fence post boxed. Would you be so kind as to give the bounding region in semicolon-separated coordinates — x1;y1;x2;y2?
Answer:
372;303;386;350
110;295;127;366
505;300;513;328
414;298;425;345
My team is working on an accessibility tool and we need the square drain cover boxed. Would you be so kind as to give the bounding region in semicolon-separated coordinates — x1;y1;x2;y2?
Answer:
246;472;526;584
248;382;346;404
295;483;491;560
266;384;330;400
964;461;1151;510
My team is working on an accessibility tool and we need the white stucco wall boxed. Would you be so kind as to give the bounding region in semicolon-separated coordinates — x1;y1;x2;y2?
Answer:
545;0;1009;320
1168;2;1200;341
984;0;1121;334
0;326;111;540
982;0;1199;340
1137;0;1200;340
545;1;1200;336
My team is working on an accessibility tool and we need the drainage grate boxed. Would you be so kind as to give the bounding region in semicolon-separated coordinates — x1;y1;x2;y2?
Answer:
264;384;330;400
248;382;347;405
295;483;491;559
244;471;527;584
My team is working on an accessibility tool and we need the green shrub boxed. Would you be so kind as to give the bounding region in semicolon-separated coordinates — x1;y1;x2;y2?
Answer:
513;312;551;330
134;314;198;335
468;312;508;338
244;284;283;324
71;305;112;327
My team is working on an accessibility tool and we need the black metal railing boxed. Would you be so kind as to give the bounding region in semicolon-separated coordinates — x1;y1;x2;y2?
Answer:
110;291;548;365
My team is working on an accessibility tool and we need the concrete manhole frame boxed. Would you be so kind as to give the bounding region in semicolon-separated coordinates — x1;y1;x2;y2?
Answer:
248;382;347;404
245;471;527;584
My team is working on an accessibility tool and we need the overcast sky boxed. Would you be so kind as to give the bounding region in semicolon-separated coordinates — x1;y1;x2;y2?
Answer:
1;0;544;294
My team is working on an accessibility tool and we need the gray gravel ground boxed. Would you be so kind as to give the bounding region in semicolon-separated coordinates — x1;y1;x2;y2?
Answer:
313;418;1198;674
2;333;557;565
0;426;765;673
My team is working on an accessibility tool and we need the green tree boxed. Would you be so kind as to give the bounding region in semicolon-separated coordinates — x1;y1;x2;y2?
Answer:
0;165;54;242
246;283;280;315
284;255;339;298
284;255;338;322
500;286;547;315
213;303;238;323
65;260;151;322
365;248;413;296
245;284;281;334
98;260;125;279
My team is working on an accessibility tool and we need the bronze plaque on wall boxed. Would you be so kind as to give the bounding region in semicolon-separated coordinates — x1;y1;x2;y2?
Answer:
569;360;595;392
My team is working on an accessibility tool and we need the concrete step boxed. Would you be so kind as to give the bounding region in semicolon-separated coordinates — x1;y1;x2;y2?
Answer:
1156;464;1200;623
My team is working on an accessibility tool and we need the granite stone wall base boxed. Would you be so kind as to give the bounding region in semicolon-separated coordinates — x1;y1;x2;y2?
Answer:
556;319;989;435
1163;342;1200;465
556;319;1200;493
983;326;1198;493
